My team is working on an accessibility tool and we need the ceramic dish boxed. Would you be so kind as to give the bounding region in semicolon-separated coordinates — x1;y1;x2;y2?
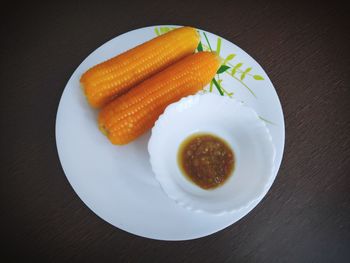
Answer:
149;93;276;215
55;25;285;240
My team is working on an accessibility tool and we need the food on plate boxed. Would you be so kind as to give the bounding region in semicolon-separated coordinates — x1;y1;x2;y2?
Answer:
98;52;221;145
80;26;200;108
178;133;234;189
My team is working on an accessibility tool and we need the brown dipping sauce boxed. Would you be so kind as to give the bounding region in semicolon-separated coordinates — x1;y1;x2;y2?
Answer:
178;133;235;189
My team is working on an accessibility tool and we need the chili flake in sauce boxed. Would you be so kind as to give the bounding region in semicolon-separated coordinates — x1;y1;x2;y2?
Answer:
178;133;235;189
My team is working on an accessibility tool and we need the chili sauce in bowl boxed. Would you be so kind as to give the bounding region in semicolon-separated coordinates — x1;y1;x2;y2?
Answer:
178;133;234;189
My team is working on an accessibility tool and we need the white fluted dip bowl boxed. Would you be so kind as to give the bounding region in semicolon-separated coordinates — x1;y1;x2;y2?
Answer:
148;93;275;215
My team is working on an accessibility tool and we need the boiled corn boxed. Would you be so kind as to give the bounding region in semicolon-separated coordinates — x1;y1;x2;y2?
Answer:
81;27;200;108
98;52;221;145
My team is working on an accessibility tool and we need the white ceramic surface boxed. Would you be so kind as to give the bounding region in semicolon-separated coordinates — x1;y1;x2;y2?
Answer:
55;25;285;240
149;94;276;215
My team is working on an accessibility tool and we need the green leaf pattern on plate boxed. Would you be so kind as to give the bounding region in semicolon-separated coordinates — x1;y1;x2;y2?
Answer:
253;75;264;80
154;26;265;98
231;63;243;76
216;37;222;56
154;26;274;124
223;54;236;65
217;65;230;74
197;42;203;52
240;67;252;80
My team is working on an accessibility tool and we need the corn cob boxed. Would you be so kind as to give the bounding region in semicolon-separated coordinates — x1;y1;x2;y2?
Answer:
98;52;221;145
81;26;200;108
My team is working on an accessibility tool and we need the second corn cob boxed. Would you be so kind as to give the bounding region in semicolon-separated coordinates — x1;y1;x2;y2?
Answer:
81;26;200;108
98;51;221;145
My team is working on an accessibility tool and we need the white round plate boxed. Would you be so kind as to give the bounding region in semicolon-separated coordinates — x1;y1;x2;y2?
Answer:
56;25;285;240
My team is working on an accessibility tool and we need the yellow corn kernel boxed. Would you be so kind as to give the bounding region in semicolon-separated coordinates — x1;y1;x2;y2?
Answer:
81;26;200;108
98;52;221;145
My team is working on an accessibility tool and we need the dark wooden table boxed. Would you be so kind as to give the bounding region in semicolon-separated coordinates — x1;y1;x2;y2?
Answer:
1;1;349;262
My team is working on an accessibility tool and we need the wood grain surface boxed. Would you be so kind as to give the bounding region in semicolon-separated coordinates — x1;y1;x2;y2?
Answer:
1;1;349;262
